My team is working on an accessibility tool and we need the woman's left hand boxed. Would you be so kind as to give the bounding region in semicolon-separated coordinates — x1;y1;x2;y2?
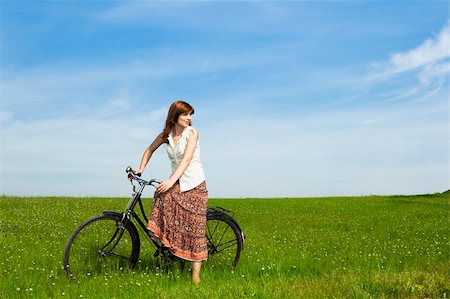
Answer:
157;180;175;193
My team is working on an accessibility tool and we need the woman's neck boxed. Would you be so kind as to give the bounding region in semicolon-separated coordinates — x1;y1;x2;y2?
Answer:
173;124;184;136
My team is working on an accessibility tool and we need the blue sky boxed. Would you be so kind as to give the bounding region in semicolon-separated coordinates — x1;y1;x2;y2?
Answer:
1;1;448;198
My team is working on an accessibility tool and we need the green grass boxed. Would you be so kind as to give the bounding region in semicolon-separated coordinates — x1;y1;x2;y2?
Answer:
1;193;449;298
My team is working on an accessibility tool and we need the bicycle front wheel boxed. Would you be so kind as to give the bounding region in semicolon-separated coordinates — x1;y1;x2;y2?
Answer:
206;211;243;271
63;213;140;277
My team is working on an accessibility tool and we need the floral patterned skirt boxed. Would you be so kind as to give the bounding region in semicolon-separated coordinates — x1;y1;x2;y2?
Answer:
147;181;208;262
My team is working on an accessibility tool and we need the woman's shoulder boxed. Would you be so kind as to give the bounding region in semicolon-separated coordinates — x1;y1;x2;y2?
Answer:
184;126;199;134
184;126;199;140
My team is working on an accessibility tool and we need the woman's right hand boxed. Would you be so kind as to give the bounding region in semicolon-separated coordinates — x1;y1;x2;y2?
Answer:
128;167;142;181
133;167;143;175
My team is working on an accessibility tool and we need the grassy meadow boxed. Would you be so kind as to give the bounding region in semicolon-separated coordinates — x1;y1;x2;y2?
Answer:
0;192;449;298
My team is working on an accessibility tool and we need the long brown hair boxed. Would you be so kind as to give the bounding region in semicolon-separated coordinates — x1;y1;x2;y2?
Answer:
162;100;195;140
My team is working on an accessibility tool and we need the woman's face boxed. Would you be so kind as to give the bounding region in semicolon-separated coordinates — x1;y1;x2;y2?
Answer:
176;112;192;128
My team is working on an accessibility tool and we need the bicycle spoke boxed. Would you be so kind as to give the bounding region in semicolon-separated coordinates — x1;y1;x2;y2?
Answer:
207;219;220;239
215;225;230;248
98;227;121;251
208;224;236;251
100;228;126;256
215;238;237;250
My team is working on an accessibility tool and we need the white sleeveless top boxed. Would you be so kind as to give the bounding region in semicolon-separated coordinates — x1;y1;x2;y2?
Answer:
166;126;206;192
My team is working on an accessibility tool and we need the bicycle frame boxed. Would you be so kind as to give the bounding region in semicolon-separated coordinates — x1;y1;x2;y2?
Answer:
104;169;162;250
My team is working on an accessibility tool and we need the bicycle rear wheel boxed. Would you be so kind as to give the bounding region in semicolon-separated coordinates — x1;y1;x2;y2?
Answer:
206;211;243;271
63;214;140;277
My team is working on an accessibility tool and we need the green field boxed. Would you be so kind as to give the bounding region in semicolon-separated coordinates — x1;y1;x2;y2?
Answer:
1;193;449;298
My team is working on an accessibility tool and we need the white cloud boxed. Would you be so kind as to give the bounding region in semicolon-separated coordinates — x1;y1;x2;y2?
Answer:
373;21;450;84
356;21;450;109
419;61;450;85
390;21;450;72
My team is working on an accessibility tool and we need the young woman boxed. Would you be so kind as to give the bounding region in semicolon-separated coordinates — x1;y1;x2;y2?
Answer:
133;100;208;284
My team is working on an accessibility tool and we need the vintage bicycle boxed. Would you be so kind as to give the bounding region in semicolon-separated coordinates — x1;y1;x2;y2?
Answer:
63;167;244;277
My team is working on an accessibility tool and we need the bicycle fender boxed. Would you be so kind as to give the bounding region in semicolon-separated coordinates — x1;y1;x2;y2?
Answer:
102;210;123;218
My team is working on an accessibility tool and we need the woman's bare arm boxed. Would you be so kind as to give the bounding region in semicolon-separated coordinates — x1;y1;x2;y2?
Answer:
135;133;166;174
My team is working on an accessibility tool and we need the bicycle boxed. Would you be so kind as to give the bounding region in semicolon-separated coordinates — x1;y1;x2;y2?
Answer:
63;167;245;278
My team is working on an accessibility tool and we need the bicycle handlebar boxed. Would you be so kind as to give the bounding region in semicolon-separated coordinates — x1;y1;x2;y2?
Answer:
126;166;161;187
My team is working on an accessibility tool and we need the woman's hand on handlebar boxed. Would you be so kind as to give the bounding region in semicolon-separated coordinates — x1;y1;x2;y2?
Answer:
133;167;143;176
127;167;142;180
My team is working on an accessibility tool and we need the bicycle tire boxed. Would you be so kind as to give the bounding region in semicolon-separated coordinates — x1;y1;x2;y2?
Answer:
63;213;140;277
206;211;243;271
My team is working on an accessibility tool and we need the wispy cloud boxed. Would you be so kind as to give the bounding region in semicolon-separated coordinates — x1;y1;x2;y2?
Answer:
368;21;450;82
390;21;449;73
345;20;450;109
419;61;450;85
